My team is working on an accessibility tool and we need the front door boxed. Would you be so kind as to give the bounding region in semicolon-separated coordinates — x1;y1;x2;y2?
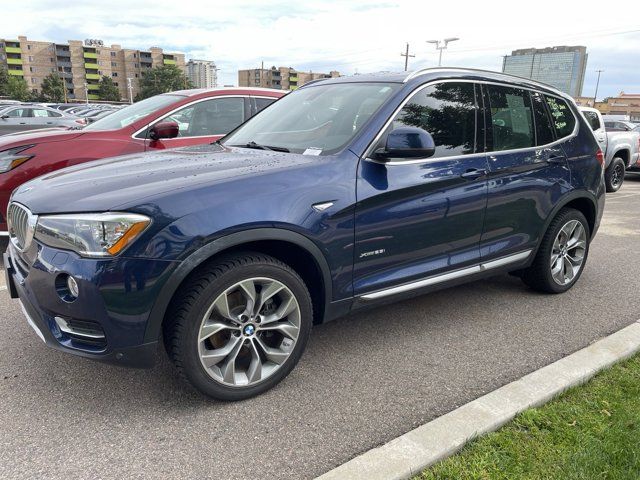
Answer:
353;81;489;296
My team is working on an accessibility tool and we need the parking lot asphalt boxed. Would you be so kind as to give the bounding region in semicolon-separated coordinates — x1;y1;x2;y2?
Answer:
1;175;640;480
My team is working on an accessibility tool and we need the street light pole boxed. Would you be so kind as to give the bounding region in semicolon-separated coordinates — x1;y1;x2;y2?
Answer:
594;69;604;106
83;82;89;104
426;37;460;67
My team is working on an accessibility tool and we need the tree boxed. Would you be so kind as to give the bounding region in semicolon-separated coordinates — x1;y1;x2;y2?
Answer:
98;75;121;101
40;72;65;102
6;76;31;101
135;65;192;101
0;67;9;97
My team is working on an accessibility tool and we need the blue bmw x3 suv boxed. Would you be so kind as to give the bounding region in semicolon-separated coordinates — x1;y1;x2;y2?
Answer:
5;68;604;400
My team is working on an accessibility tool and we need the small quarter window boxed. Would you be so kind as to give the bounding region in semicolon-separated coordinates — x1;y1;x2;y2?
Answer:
544;96;576;138
487;85;534;151
531;92;555;145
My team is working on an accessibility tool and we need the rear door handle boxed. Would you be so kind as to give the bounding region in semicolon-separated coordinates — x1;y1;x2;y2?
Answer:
460;168;487;179
547;155;566;164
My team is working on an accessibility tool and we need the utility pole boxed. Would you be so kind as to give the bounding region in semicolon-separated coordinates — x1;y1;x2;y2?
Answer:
400;43;415;72
426;37;460;67
594;69;604;106
127;78;134;104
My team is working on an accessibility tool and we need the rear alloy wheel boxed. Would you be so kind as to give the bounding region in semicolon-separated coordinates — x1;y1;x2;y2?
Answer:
166;253;312;401
605;157;626;193
521;208;590;294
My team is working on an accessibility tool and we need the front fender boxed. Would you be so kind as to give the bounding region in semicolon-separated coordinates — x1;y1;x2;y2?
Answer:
142;227;333;343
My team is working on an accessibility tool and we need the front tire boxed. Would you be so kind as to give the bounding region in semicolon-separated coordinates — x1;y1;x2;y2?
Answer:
165;252;312;401
605;157;626;193
521;208;590;294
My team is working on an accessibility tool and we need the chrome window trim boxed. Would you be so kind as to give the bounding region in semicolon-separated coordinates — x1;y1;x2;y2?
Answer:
364;79;579;166
130;95;248;140
359;250;532;300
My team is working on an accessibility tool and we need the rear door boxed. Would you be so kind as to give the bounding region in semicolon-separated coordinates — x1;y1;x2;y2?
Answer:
480;84;572;261
139;96;249;150
353;81;489;296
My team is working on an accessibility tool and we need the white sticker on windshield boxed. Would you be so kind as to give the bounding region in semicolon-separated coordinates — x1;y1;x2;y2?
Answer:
303;148;323;156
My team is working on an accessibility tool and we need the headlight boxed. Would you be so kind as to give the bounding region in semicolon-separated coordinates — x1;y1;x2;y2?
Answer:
34;213;151;257
0;145;35;173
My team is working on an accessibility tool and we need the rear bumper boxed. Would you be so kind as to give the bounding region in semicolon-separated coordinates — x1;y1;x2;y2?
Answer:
3;244;173;368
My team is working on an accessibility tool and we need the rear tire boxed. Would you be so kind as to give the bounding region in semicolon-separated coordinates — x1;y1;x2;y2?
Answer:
165;252;312;401
521;208;590;294
605;157;625;192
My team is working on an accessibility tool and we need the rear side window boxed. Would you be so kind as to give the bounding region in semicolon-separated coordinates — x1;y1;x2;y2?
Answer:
544;96;576;138
582;111;601;131
487;85;534;151
389;82;477;158
531;92;555;145
255;97;276;112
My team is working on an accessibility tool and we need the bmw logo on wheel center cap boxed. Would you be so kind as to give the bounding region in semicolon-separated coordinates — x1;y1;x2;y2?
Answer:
243;324;255;336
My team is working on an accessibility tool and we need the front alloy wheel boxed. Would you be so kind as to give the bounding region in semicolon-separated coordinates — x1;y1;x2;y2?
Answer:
166;253;312;401
197;277;301;387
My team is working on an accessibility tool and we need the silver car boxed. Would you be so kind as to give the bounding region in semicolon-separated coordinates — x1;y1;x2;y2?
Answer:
0;105;84;135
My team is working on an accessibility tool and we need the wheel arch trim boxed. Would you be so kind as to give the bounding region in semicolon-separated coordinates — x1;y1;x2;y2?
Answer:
143;228;333;343
532;190;599;260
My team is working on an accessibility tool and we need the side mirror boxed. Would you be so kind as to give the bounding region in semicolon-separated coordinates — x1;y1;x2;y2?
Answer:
0;115;9;120
149;121;179;141
374;127;436;161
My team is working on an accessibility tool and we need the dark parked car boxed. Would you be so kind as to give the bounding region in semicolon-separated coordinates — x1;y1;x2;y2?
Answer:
0;87;283;233
4;69;604;400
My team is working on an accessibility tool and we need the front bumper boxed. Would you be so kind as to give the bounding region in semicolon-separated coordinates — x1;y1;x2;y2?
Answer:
4;242;178;368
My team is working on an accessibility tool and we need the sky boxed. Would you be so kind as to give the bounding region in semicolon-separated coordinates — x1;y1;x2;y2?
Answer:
2;0;639;99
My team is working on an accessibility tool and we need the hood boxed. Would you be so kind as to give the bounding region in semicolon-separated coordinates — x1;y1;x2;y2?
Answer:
12;144;319;214
0;128;85;149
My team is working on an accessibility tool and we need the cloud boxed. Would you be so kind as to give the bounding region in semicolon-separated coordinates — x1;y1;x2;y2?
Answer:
3;0;639;97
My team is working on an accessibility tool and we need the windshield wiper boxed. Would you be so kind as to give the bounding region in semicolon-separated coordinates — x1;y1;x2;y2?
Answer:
231;141;290;153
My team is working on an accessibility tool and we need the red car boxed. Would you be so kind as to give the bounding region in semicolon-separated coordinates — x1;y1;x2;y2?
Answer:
0;87;284;234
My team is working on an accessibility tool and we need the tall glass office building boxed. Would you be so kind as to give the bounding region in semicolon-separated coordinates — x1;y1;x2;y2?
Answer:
502;46;588;97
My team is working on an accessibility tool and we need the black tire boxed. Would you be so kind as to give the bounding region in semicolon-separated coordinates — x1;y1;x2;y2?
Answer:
164;252;312;401
521;208;590;294
605;157;626;193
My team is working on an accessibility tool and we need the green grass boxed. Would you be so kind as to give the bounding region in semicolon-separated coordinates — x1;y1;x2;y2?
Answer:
415;355;640;480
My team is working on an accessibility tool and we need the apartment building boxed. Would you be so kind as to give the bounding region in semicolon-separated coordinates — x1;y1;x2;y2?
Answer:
238;66;340;90
187;59;218;88
0;36;186;101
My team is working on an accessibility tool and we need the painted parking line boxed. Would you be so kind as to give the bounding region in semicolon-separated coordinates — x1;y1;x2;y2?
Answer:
0;286;7;291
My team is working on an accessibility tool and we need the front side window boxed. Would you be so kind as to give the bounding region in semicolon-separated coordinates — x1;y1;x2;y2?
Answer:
544;96;576;138
5;108;27;118
384;82;477;158
487;85;534;151
223;82;401;155
159;97;245;138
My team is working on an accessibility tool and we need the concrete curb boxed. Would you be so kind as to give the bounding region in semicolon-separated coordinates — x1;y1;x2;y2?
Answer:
317;320;640;480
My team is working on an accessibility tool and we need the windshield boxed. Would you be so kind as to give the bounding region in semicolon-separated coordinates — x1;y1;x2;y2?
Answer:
83;94;181;131
222;82;400;155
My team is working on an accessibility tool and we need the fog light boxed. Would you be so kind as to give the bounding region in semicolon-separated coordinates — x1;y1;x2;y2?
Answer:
67;276;79;298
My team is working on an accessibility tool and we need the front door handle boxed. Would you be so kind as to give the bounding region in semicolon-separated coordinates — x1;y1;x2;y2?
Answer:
547;155;566;164
460;168;487;179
